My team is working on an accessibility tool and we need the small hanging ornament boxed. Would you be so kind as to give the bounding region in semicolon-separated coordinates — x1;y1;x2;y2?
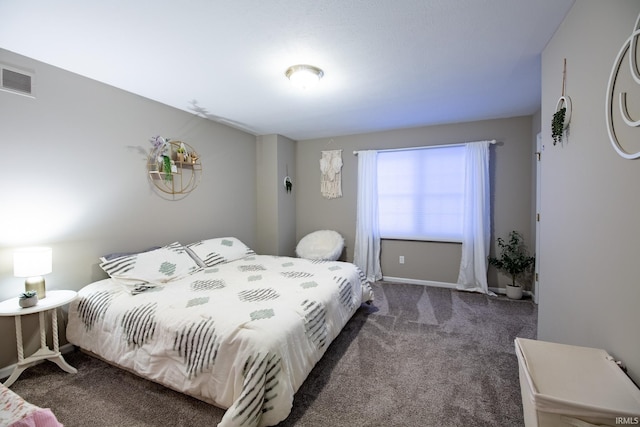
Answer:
284;165;293;193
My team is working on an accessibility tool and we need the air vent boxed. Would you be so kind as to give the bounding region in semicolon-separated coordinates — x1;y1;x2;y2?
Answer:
1;65;34;96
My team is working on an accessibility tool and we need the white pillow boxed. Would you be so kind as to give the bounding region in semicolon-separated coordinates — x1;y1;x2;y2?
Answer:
186;237;255;267
100;246;161;263
99;242;202;283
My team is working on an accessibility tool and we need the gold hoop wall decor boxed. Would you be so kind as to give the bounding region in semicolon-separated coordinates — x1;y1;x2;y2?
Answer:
147;138;202;196
606;12;640;159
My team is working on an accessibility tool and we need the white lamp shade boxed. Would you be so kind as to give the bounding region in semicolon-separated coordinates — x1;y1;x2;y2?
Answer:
14;247;52;277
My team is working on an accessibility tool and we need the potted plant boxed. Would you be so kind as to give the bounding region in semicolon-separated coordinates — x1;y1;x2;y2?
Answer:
488;230;535;300
19;290;38;308
552;59;571;146
176;142;186;163
552;106;566;145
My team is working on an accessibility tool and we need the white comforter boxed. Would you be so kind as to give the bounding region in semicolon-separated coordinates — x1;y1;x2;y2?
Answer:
67;254;373;427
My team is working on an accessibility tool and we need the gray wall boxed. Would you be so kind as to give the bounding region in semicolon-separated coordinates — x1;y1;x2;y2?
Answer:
276;135;297;256
0;49;257;369
538;0;640;383
296;116;535;288
255;134;296;256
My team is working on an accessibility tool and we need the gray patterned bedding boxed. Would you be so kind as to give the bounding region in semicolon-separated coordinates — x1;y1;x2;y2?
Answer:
66;239;373;427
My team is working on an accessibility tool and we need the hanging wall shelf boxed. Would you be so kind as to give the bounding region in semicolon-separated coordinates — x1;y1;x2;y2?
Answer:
147;140;202;195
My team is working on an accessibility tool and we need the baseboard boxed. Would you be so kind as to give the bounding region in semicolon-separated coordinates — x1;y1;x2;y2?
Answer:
381;276;534;298
0;343;75;381
382;276;458;289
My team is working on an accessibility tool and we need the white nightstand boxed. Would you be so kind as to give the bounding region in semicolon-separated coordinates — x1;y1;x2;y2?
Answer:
0;289;78;387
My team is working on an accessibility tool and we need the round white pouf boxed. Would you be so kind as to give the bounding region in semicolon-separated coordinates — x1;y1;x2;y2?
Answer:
296;230;344;261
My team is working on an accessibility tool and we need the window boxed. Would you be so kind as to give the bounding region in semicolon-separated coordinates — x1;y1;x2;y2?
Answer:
377;145;465;242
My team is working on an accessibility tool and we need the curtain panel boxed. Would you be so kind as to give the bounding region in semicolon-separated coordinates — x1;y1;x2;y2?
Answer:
456;140;493;295
354;150;382;282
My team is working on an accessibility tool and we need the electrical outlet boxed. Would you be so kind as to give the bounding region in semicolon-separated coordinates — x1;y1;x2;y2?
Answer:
399;256;405;264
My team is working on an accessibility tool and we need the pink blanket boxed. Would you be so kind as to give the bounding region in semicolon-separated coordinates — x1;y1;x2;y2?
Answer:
1;383;62;427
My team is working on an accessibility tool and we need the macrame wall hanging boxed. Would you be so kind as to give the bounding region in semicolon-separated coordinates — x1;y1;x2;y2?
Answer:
320;149;343;199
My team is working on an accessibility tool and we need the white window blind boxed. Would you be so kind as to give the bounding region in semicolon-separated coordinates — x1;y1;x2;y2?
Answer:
377;145;465;242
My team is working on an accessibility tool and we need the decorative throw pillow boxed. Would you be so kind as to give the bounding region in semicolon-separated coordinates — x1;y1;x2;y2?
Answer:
100;246;162;263
99;242;202;284
186;237;255;267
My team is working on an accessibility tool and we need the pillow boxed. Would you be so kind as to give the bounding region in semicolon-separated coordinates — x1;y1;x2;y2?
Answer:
99;242;202;284
100;246;162;262
186;237;255;267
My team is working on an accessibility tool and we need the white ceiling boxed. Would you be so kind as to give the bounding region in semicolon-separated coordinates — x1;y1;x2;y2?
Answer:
0;0;574;141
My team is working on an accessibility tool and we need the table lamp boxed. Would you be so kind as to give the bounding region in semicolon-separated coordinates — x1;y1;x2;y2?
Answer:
13;247;52;299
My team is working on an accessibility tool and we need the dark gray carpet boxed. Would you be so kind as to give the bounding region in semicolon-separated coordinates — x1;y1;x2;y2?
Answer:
7;281;537;427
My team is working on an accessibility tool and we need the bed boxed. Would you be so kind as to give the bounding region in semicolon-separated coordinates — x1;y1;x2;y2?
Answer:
66;237;373;427
0;382;63;427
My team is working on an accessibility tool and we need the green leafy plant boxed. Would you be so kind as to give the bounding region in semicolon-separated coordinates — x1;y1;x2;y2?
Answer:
488;231;535;288
19;290;37;299
552;107;566;145
162;155;172;181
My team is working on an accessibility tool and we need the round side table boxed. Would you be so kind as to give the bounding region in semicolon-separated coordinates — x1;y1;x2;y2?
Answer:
0;290;78;387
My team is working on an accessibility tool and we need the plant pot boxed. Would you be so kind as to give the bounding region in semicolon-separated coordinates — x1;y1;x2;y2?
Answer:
506;285;523;300
19;296;38;308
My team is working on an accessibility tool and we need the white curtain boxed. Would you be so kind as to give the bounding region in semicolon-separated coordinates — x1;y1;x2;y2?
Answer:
457;141;493;295
354;150;382;282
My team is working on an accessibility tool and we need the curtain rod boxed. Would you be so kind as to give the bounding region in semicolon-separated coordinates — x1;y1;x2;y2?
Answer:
353;139;496;155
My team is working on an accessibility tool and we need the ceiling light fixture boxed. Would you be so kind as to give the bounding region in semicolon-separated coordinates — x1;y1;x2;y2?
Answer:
285;64;324;90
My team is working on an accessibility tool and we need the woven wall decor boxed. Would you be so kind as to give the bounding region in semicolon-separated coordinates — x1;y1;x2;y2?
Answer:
320;149;343;199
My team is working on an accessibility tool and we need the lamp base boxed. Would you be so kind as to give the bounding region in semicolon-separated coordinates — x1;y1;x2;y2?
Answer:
25;276;46;299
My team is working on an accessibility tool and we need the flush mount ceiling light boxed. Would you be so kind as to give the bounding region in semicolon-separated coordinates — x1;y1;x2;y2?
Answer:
285;64;324;90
